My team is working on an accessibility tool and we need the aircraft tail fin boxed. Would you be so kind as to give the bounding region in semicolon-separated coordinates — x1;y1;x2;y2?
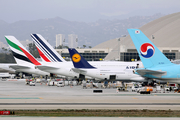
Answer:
5;36;41;66
68;48;95;69
128;29;172;68
31;34;66;62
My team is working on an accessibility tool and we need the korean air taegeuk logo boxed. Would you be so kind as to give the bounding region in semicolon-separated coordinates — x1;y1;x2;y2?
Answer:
140;43;155;58
72;54;81;62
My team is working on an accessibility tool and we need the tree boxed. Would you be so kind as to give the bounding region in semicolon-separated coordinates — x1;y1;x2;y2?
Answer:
2;47;8;53
63;46;69;49
83;45;86;48
27;43;40;58
56;45;63;49
88;46;92;48
0;50;15;63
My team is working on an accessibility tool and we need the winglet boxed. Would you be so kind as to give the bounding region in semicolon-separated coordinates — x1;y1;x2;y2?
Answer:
128;29;173;68
68;48;95;69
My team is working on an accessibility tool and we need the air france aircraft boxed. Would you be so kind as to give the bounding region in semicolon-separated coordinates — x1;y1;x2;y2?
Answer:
68;48;147;82
31;34;88;79
128;29;180;84
5;36;51;77
31;34;147;82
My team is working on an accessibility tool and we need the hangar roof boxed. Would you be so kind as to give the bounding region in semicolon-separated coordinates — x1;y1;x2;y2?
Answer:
93;12;180;60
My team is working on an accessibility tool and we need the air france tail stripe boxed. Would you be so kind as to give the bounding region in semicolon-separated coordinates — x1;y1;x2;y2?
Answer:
32;34;62;62
34;39;56;62
36;47;51;62
34;41;55;62
31;35;57;62
33;34;62;62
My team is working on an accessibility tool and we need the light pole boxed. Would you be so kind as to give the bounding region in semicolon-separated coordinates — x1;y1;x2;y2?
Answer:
76;38;78;48
62;38;65;49
118;35;126;61
118;38;120;61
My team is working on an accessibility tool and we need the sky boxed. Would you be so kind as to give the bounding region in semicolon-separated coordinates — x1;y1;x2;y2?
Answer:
0;0;180;23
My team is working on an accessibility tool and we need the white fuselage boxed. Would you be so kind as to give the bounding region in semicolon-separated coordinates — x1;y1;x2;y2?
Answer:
9;59;50;76
78;61;146;82
15;67;50;76
81;68;146;82
0;63;16;74
37;61;146;81
0;63;50;76
37;62;80;79
0;72;15;78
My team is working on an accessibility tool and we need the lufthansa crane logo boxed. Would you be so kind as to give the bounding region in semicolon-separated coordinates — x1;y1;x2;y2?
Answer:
72;54;81;63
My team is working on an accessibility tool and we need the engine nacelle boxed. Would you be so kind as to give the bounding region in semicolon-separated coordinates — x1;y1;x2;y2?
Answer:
79;74;85;80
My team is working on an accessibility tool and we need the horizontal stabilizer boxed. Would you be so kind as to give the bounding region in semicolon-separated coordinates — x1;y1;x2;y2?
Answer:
36;65;60;70
72;68;87;74
136;69;166;76
10;65;31;69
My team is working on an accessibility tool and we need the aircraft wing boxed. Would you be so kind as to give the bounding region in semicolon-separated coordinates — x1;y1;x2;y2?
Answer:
9;65;31;69
72;68;87;74
36;65;60;70
136;69;166;76
0;67;15;72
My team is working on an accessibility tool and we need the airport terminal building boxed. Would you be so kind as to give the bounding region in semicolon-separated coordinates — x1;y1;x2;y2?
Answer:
56;12;180;62
55;48;111;61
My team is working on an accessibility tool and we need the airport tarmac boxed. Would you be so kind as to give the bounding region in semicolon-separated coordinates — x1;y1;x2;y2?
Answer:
0;80;180;110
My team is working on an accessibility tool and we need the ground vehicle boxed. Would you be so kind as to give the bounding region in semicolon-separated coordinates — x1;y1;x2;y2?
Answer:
136;86;154;94
136;86;142;93
165;86;175;91
132;86;139;92
57;81;64;87
165;86;178;91
173;86;178;90
30;81;35;86
165;86;170;91
48;81;58;86
25;79;32;85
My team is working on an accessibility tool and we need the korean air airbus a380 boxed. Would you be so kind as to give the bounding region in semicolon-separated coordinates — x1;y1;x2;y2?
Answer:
128;29;180;84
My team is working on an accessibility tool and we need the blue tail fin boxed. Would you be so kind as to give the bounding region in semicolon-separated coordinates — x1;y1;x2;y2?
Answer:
128;29;173;68
68;48;95;69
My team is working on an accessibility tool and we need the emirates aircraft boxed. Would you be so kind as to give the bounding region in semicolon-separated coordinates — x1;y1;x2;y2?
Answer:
0;63;16;74
30;34;147;82
5;36;51;77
